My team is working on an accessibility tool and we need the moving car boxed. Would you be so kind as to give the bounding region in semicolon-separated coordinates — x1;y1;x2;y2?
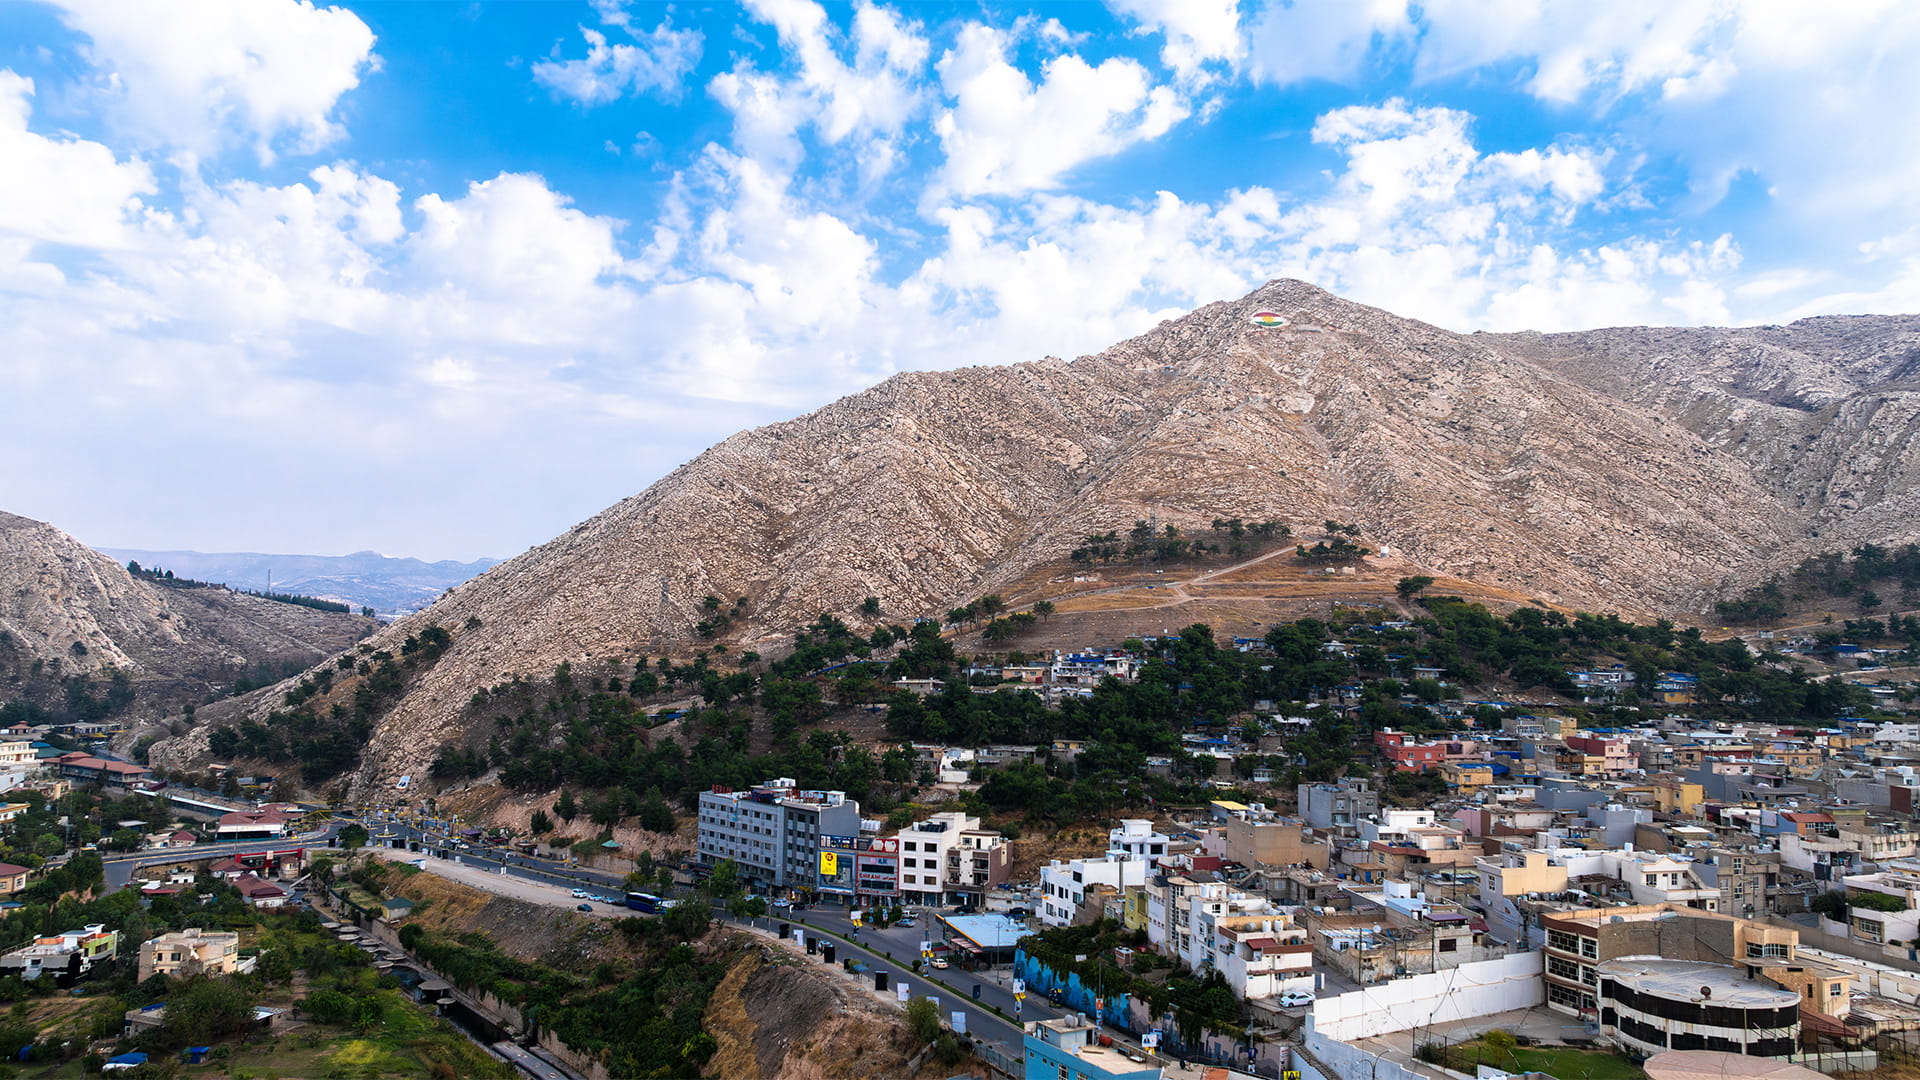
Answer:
929;957;949;969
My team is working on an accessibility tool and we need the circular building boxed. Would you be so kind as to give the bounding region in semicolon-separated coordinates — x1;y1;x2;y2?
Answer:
1597;958;1800;1059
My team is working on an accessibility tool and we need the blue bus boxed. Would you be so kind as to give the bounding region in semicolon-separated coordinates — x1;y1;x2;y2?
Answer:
625;892;666;913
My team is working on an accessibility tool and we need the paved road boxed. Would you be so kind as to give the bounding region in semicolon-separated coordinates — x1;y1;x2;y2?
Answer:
102;825;342;889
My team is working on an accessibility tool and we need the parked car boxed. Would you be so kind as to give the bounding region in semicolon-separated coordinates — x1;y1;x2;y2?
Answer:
929;956;949;969
576;903;594;912
770;898;792;910
1276;990;1314;1008
570;888;589;898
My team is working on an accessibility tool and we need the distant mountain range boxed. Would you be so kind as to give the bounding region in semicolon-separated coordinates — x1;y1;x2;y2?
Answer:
96;548;500;615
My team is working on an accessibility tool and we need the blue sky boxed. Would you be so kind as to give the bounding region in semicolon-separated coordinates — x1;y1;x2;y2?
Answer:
4;1;1919;561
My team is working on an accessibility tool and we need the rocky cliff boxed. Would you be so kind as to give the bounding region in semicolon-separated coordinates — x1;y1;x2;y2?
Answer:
0;510;375;715
141;280;1920;790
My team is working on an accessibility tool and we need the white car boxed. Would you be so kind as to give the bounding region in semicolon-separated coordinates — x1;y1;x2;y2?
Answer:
570;888;588;899
1276;990;1314;1008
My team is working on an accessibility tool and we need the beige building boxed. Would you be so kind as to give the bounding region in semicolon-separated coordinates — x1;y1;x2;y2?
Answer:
138;928;253;983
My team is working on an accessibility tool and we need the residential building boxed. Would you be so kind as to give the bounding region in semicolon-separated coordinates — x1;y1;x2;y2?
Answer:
137;929;252;983
894;812;1012;906
232;874;287;907
0;741;38;771
0;924;118;981
1039;821;1169;927
1837;870;1920;947
1023;1016;1163;1080
1297;780;1378;830
0;862;27;895
695;778;864;891
52;752;149;789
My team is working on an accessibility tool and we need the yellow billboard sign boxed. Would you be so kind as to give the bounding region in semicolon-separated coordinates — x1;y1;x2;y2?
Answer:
819;851;838;876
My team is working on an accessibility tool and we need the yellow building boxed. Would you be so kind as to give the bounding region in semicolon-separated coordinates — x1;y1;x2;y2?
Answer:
1651;776;1705;818
1438;762;1495;790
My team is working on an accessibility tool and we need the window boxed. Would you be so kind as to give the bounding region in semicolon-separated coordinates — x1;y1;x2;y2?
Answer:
1831;983;1844;997
1547;929;1579;954
1439;938;1458;953
1579;937;1598;960
1856;919;1884;944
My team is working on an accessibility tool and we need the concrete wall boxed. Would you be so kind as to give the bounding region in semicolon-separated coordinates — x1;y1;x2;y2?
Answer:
1298;1021;1434;1080
1310;951;1545;1042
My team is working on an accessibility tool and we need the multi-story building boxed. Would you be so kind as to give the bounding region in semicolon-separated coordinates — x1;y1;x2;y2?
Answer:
0;924;118;981
695;778;864;891
1564;733;1635;775
1039;821;1169;927
137;929;253;983
1837;869;1920;947
1538;904;1799;1017
815;835;900;909
1297;779;1378;831
893;812;1011;906
1596;959;1800;1058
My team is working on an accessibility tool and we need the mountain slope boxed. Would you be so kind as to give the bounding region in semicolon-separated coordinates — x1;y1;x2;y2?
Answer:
0;511;376;716
142;280;1920;791
96;547;499;615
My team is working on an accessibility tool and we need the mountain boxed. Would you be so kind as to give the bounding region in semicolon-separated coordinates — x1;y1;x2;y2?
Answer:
140;280;1920;793
95;548;500;615
0;511;377;721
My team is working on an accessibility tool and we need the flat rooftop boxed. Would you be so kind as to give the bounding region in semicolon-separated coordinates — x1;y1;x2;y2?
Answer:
1596;959;1800;1008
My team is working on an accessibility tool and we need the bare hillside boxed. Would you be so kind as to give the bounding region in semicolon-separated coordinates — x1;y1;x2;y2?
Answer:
142;279;1920;792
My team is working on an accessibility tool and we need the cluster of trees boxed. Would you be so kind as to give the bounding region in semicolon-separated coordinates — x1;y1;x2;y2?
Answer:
694;594;751;639
125;561;218;588
420;593;1889;836
1718;543;1920;621
391;869;723;1078
238;588;352;614
1071;519;1292;565
208;625;455;783
1020;919;1248;1047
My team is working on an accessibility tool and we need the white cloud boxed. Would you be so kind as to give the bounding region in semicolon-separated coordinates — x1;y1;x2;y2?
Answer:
0;71;156;252
707;0;928;179
532;18;703;106
1106;0;1246;83
1245;0;1410;86
932;23;1189;198
50;0;376;161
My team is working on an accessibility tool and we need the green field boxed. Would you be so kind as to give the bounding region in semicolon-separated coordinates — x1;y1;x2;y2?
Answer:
1441;1037;1646;1080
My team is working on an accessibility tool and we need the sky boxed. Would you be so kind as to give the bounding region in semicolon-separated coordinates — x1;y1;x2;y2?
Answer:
5;1;1920;562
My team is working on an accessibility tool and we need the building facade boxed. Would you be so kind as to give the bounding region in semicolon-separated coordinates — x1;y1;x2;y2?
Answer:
695;778;864;890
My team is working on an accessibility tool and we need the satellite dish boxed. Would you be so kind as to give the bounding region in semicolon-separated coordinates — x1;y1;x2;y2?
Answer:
1700;986;1713;999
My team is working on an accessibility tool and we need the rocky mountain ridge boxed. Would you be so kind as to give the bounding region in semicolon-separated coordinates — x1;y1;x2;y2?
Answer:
139;280;1920;792
0;511;376;716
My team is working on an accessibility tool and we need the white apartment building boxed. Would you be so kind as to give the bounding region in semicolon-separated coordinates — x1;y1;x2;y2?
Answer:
1038;820;1170;927
894;811;1012;906
0;741;37;771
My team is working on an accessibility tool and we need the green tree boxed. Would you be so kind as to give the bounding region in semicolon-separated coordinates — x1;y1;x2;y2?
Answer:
1396;575;1435;601
554;789;578;823
529;809;553;835
861;596;882;616
338;823;368;850
905;995;941;1044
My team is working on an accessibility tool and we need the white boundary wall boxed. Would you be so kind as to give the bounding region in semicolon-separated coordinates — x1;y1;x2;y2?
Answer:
1311;951;1544;1041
